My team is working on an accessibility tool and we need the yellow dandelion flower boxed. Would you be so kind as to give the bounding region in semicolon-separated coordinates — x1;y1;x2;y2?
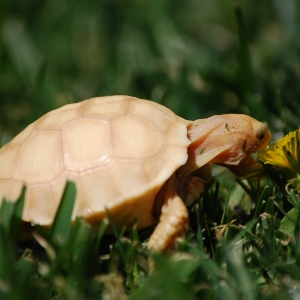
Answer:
245;128;300;188
258;128;300;180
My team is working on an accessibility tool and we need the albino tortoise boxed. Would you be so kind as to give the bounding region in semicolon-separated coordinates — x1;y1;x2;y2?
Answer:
0;95;271;251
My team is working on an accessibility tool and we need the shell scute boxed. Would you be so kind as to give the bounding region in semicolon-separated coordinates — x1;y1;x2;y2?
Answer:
158;145;189;169
62;118;112;172
0;145;20;179
108;159;150;200
126;98;178;132
37;107;83;129
112;115;163;159
83;97;130;119
8;122;37;147
142;157;175;183
79;168;121;211
27;183;54;224
14;130;63;184
164;121;191;147
88;95;129;105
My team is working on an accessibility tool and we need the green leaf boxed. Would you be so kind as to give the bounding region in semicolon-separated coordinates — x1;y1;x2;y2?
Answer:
279;207;298;235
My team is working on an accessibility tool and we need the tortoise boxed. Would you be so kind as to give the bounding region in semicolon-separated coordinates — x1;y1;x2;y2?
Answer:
0;95;271;251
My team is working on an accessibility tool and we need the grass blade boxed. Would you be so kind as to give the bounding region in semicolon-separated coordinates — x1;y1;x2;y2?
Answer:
50;181;76;245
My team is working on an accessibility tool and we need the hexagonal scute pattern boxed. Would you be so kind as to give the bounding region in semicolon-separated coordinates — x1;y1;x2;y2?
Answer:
0;96;190;226
63;118;112;172
14;130;63;183
112;116;163;159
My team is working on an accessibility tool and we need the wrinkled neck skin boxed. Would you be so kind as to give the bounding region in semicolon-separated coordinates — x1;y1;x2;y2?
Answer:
177;117;235;180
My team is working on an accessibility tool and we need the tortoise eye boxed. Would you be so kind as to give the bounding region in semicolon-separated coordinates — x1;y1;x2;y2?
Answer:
257;133;265;141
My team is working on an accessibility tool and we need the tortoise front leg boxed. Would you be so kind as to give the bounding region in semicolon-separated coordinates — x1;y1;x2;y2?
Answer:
148;191;189;252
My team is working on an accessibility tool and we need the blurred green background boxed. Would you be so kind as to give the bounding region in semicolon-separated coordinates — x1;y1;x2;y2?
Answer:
1;0;299;146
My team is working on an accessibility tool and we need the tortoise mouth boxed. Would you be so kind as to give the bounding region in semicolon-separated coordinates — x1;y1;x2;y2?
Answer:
220;155;255;177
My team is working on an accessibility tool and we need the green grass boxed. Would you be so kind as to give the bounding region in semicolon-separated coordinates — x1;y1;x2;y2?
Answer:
1;0;300;299
1;174;300;299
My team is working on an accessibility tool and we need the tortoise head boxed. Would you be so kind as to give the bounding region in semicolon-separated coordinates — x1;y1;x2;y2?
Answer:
183;114;271;177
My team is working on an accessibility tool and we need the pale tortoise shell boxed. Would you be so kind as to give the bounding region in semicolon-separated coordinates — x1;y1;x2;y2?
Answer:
0;95;191;228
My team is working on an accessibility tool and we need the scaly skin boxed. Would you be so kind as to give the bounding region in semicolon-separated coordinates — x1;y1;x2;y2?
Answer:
148;114;271;252
148;189;189;252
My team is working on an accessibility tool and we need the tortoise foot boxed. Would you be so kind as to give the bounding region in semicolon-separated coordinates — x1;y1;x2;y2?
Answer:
148;193;189;252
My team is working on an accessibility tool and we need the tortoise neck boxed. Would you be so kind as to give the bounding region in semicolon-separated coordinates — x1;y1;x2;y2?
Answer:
177;146;199;179
177;121;210;179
